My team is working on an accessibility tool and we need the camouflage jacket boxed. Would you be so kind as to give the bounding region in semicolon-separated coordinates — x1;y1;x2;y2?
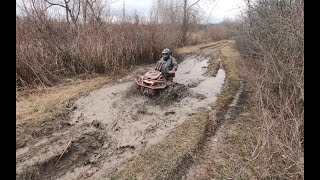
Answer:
155;56;178;73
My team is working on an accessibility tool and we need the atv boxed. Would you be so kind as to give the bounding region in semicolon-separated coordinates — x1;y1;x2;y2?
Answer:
135;68;174;95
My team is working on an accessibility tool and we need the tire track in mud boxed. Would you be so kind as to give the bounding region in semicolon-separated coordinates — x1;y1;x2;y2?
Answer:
16;43;229;180
181;81;244;180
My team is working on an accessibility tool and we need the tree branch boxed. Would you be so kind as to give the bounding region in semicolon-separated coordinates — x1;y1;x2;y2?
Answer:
187;0;201;11
44;4;55;11
44;0;67;8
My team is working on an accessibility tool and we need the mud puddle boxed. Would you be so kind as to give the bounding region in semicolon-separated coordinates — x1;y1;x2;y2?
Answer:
16;52;225;179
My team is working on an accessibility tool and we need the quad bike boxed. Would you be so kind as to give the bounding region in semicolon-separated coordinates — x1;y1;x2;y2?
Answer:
135;68;175;96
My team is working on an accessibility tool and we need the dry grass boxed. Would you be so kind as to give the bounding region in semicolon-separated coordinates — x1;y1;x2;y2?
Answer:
174;40;227;55
16;16;180;88
192;44;252;180
203;115;257;180
206;109;264;179
220;44;240;86
188;24;231;45
16;76;111;126
206;41;303;180
206;43;241;118
206;0;304;178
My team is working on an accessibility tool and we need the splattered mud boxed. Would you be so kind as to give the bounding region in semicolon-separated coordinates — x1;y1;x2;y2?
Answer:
16;45;226;180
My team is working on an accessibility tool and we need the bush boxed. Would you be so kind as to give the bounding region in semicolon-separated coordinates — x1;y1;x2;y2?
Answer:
16;16;180;88
188;24;230;45
228;0;304;178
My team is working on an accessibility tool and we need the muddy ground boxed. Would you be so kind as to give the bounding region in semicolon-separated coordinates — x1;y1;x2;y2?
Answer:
16;42;229;180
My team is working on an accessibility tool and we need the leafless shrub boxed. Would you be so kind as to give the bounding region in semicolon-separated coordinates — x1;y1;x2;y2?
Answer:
16;0;181;88
189;24;230;45
226;0;304;178
151;0;214;45
205;24;230;41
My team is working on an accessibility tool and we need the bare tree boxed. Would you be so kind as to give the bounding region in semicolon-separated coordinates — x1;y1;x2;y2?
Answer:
82;0;88;26
87;0;106;23
133;10;139;24
150;0;211;45
41;0;118;26
150;0;182;24
181;0;207;44
44;0;80;25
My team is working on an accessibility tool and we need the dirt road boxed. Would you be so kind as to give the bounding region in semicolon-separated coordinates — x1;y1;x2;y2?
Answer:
16;42;229;180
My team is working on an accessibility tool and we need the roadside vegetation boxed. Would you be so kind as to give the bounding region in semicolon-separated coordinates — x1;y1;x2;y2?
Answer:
213;0;304;178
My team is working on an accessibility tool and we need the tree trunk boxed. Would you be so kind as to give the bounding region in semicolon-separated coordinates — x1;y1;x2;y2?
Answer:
181;0;188;45
64;0;70;24
82;0;87;27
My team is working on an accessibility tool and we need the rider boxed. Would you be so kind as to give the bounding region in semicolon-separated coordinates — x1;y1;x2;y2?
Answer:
155;48;178;82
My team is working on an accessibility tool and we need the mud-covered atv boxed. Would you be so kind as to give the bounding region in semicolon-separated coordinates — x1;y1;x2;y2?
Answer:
135;68;174;96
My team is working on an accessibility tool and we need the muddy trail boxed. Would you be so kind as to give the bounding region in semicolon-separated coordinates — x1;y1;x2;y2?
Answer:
16;41;229;180
182;81;244;180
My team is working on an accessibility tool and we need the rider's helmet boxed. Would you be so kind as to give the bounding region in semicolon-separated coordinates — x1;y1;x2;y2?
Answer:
161;48;171;60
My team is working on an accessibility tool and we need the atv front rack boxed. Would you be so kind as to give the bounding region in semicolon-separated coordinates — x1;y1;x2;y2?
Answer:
135;76;167;89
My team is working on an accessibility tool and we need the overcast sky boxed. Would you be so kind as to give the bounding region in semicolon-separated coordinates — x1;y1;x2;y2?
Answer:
110;0;246;23
16;0;246;23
